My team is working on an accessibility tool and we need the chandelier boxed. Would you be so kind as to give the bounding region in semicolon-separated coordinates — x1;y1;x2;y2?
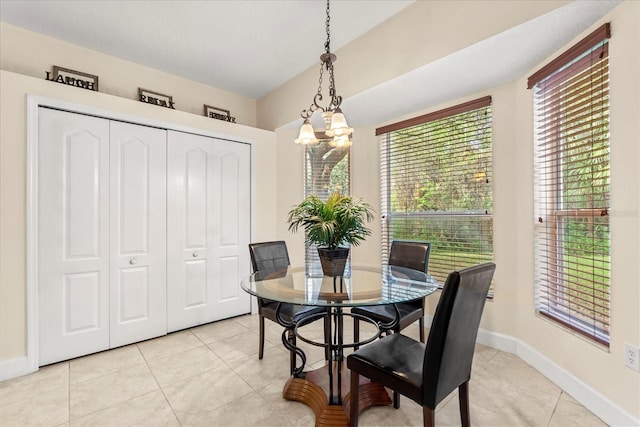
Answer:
294;0;353;148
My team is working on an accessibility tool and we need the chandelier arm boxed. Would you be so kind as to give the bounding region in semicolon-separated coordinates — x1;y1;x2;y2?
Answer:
333;95;343;111
327;66;341;110
300;93;329;119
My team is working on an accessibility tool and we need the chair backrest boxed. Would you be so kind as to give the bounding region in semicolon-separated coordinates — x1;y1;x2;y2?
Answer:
389;240;431;273
249;241;290;272
422;262;496;408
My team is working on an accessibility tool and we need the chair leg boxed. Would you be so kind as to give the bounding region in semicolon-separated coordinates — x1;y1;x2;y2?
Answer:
353;318;360;351
419;316;425;343
423;406;435;427
324;310;331;360
349;369;360;426
259;315;265;360
393;390;400;409
389;328;401;410
459;381;470;427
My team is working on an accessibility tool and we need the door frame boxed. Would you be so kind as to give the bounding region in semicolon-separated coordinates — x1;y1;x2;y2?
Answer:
24;94;255;376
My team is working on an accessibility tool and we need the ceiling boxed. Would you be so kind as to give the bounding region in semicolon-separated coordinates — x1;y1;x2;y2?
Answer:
0;0;620;128
0;0;414;99
342;0;620;128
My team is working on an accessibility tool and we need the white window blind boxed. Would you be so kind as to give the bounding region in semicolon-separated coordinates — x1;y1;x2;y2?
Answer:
377;97;493;288
303;139;350;275
530;23;611;345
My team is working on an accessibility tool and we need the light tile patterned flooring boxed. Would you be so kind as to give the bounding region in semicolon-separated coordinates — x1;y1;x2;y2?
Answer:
1;314;608;426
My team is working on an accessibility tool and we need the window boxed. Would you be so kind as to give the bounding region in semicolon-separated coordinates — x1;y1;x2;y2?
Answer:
529;23;611;345
303;138;350;275
377;97;493;287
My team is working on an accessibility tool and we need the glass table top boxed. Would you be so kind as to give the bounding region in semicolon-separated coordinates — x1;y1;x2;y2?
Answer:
241;265;440;307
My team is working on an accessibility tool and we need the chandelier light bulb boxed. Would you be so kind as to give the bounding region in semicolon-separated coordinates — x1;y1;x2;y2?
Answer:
329;134;351;148
294;119;319;145
325;108;353;138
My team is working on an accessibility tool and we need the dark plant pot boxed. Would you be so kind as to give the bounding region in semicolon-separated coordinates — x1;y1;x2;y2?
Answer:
317;247;350;277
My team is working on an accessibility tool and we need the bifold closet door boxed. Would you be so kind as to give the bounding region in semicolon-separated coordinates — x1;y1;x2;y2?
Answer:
109;121;167;347
38;108;110;365
167;131;251;332
38;109;168;365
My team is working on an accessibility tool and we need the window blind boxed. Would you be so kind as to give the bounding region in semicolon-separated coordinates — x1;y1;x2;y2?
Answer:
531;23;611;345
303;137;350;275
378;97;493;288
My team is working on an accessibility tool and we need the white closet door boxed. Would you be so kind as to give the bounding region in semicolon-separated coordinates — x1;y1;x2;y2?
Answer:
167;131;251;331
38;108;110;365
213;139;251;320
109;122;167;347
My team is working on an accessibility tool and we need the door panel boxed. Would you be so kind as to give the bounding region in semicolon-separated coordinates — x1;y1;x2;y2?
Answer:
219;256;240;301
109;121;167;347
185;148;208;248
185;260;207;307
167;131;250;331
118;267;150;322
38;108;110;365
220;152;240;246
64;272;101;332
212;141;251;320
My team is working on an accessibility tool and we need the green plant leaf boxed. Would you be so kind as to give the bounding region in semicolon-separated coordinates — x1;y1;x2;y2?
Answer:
287;191;374;250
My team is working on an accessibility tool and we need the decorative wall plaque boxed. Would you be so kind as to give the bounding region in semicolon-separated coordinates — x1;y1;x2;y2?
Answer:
204;105;236;123
138;88;175;109
45;66;98;91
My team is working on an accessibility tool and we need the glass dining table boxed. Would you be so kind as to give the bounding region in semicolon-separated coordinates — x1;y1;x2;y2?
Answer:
241;264;440;426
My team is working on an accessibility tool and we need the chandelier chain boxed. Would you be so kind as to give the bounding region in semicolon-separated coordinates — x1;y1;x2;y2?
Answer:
325;0;331;54
318;63;324;95
295;0;352;145
299;0;343;120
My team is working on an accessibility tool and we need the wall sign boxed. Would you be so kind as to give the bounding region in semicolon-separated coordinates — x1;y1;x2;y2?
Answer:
45;66;99;91
139;88;175;109
204;105;236;123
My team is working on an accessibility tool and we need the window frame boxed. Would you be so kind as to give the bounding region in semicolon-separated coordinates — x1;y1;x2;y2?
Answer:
530;23;611;346
303;137;351;275
377;97;494;289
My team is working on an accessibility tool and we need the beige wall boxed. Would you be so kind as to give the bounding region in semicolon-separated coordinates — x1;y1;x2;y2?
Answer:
271;1;639;421
515;1;640;419
0;70;277;361
0;23;257;127
513;2;640;418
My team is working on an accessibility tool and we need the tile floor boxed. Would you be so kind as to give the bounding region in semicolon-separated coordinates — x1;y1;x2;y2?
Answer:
0;314;608;426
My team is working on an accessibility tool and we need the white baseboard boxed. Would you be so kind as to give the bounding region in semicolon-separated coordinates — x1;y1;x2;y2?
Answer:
0;356;38;382
423;315;638;426
476;327;518;354
516;340;639;427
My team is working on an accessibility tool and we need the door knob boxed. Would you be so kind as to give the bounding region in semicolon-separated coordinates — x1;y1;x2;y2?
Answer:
129;258;137;265
193;251;199;258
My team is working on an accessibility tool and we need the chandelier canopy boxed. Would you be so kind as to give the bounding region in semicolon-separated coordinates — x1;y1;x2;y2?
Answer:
294;0;353;147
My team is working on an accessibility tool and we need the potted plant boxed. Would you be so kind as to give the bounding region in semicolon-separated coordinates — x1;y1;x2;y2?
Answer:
287;192;374;277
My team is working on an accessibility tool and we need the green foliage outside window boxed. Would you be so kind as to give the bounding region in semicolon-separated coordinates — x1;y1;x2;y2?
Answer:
386;106;493;283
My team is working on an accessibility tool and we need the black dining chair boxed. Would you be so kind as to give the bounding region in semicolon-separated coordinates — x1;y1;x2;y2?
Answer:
347;262;496;426
352;240;431;350
249;241;330;372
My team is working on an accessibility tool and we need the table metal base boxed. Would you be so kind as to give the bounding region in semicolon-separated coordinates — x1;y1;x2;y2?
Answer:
283;361;392;427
